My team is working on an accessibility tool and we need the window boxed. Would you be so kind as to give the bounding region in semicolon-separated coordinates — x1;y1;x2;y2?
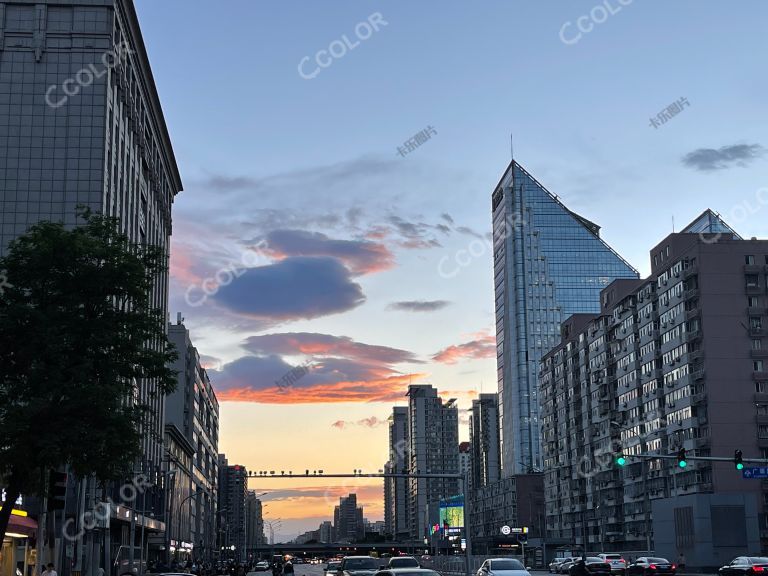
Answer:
759;425;768;439
747;274;760;288
749;296;760;308
754;339;763;351
755;360;764;372
751;317;763;330
757;382;768;393
747;255;756;265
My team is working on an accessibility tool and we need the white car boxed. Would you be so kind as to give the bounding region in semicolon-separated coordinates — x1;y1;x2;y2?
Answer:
550;559;568;574
598;554;627;575
477;558;531;576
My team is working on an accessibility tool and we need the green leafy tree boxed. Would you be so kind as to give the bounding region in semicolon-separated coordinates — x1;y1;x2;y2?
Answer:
0;210;177;540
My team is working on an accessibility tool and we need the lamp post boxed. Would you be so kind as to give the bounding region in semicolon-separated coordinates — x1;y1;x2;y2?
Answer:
175;488;204;564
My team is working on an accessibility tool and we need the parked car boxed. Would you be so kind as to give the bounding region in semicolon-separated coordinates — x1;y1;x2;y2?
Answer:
375;570;439;576
252;562;271;572
550;559;569;574
569;558;612;576
387;558;420;570
626;558;676;576
477;558;530;576
598;555;627;575
325;561;342;575
719;557;768;576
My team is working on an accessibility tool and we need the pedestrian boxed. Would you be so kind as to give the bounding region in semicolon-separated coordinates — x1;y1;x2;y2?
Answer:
41;564;57;576
282;561;294;576
677;553;686;573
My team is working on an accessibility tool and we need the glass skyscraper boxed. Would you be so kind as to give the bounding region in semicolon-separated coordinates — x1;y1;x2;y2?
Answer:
492;160;638;475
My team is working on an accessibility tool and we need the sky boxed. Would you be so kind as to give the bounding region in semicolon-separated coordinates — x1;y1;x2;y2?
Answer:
133;0;768;540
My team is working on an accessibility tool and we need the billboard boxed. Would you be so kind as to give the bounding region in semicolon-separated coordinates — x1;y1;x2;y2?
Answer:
439;495;464;530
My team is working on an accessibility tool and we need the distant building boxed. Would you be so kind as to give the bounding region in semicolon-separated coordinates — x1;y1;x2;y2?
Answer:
407;385;460;539
165;424;195;559
459;442;471;478
384;406;409;539
167;316;220;560
334;494;364;542
539;211;766;563
217;456;248;561
492;160;638;474
470;394;501;490
318;520;334;543
245;491;265;559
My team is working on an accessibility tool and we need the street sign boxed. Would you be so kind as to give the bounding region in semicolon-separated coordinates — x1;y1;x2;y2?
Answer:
501;525;511;535
742;467;768;479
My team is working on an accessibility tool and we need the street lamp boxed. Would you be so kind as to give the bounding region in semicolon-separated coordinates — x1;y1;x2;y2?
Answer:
174;488;204;562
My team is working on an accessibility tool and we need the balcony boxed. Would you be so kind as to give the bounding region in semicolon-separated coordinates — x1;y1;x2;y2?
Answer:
751;349;768;359
747;284;763;295
684;288;699;300
753;371;768;381
749;306;765;316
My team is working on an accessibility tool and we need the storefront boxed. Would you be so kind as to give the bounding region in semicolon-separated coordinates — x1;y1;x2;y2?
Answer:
0;510;38;576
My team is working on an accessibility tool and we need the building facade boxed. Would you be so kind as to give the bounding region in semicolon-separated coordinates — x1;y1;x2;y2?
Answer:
492;160;637;475
470;394;501;490
167;316;220;561
165;424;195;562
217;456;248;561
540;213;768;560
384;406;409;539
407;385;460;539
0;1;182;571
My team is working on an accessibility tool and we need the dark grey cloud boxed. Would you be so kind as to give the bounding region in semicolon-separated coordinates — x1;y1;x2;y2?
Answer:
682;143;765;171
264;229;394;275
441;213;454;224
214;256;365;321
388;300;451;313
456;225;483;239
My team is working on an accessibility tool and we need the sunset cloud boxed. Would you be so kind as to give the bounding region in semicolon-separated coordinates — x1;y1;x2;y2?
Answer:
331;416;387;429
388;300;450;313
263;229;395;275
432;334;496;364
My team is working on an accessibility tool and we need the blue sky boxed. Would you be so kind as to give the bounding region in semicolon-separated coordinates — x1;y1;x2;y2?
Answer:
134;0;768;537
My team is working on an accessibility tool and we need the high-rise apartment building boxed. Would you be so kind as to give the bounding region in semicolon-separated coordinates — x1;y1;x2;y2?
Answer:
333;494;364;543
459;442;471;477
167;316;220;560
407;385;460;539
469;394;501;490
540;212;766;563
217;456;248;561
492;161;638;475
384;406;409;539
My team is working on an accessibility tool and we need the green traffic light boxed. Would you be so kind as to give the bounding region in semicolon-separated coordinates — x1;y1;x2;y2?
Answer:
616;456;626;466
678;460;687;468
737;462;744;470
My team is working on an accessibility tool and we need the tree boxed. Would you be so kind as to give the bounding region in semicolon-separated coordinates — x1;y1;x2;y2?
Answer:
0;209;178;541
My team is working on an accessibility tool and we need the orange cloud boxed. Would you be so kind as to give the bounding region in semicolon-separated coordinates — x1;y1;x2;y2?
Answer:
432;334;496;364
218;372;428;404
331;416;387;429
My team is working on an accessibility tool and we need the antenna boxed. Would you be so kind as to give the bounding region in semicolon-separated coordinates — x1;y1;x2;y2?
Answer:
672;215;675;233
510;132;514;161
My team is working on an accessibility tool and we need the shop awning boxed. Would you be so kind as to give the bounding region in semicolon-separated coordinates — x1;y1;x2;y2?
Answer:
5;513;37;538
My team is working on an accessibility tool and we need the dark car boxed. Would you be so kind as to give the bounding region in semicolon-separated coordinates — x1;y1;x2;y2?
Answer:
626;558;676;576
387;558;420;570
325;562;342;575
569;559;612;576
341;557;382;576
719;558;768;576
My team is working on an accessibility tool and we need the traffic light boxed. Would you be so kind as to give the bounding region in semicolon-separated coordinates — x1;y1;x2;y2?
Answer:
677;448;687;468
47;471;68;510
615;451;627;466
735;449;744;470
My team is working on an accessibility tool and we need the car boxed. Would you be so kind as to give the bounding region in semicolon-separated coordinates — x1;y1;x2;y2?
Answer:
550;559;569;574
598;555;627;575
252;563;271;573
559;559;581;574
375;569;440;576
387;558;420;570
293;559;305;565
719;557;768;576
477;558;531;576
325;561;342;575
341;557;382;576
569;558;612;576
626;558;677;576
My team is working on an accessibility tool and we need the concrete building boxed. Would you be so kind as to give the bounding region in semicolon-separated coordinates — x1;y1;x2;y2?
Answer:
167;316;220;561
0;0;182;571
384;406;409;539
459;442;471;478
245;491;265;560
539;211;767;562
492;160;637;475
217;456;248;561
334;494;364;543
318;521;334;543
470;394;501;490
407;385;460;539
